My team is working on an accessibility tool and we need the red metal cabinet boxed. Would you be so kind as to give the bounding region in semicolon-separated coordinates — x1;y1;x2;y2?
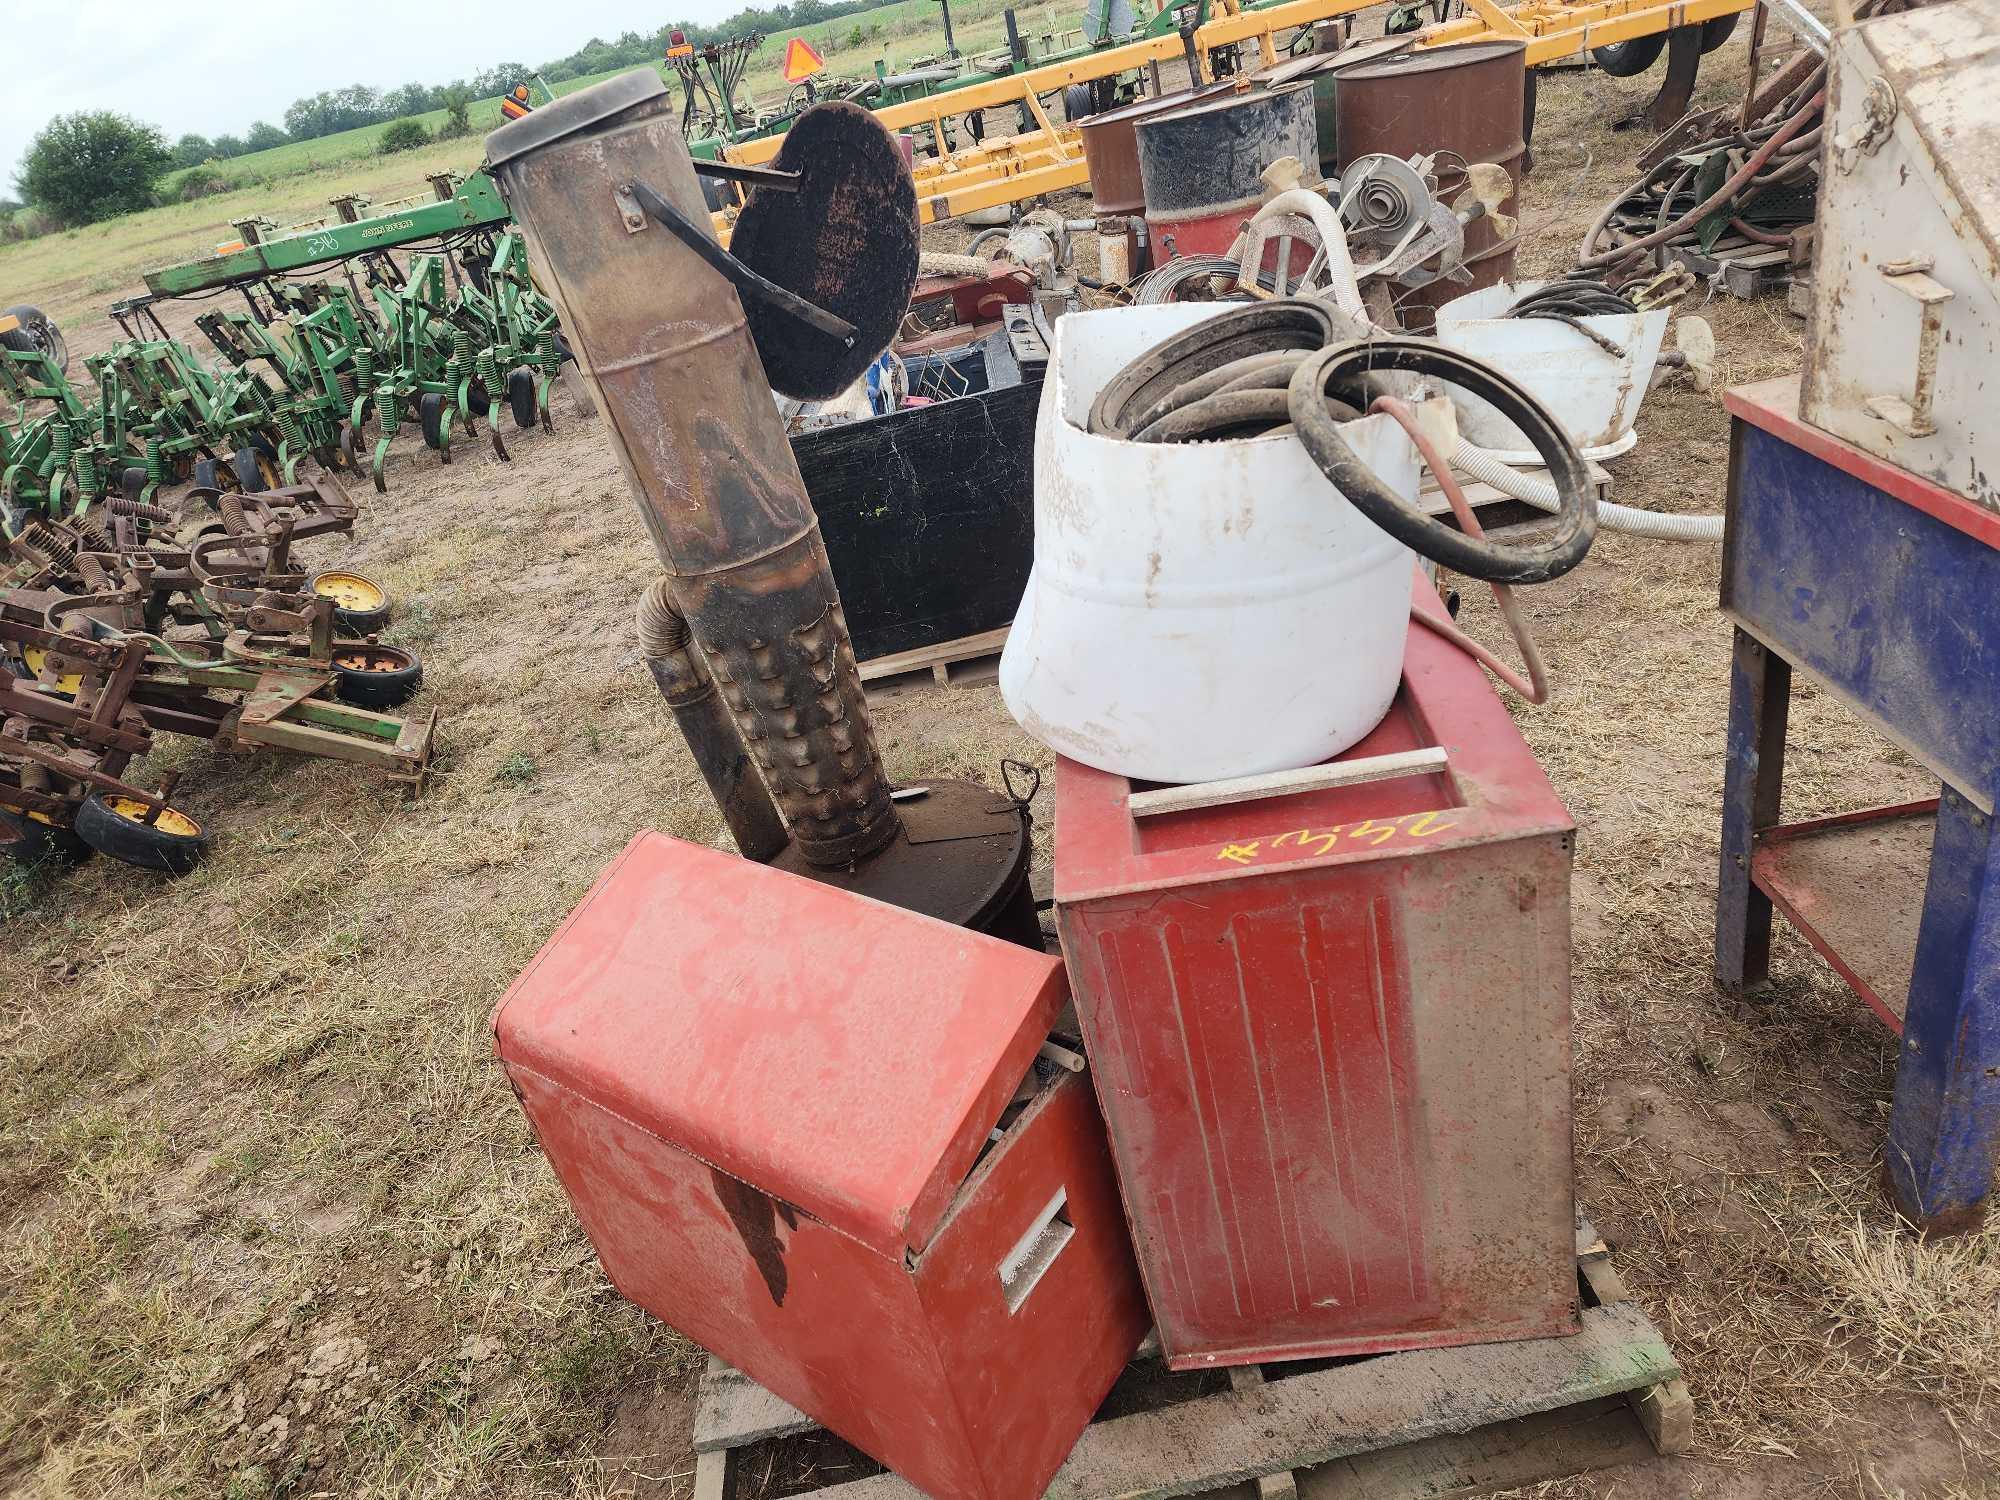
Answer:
1054;595;1578;1370
494;833;1149;1500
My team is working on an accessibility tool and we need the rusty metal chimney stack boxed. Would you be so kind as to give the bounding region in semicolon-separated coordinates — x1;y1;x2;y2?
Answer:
486;72;899;869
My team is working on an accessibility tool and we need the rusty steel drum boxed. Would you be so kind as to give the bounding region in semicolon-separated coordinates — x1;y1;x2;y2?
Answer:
1136;82;1319;268
1331;40;1527;330
1077;82;1233;215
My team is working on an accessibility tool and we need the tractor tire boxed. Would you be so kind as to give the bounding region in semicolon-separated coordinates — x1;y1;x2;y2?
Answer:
73;793;207;876
1700;12;1739;50
311;569;393;636
419;393;448;451
508;368;538;430
0;305;67;373
332;644;422;709
1591;32;1667;76
192;457;222;491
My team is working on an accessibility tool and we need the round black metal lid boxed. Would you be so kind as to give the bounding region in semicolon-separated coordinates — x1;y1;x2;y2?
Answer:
728;101;920;401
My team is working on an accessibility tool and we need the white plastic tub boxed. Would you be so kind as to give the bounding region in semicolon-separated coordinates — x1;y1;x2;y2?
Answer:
1433;280;1669;461
998;304;1419;784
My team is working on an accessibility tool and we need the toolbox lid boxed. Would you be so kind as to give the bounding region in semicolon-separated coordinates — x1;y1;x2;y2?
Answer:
493;832;1068;1260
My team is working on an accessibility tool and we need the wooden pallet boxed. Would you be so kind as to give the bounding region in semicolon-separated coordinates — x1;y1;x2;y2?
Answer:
858;624;1010;703
690;1220;1689;1500
1662;236;1795;299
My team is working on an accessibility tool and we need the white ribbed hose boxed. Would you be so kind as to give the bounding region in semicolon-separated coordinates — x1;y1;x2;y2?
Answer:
1451;439;1725;542
1227;189;1369;323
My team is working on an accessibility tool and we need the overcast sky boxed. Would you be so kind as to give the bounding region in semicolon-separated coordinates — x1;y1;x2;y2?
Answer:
5;0;735;195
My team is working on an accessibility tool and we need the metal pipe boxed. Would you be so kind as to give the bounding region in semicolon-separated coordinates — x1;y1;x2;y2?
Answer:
636;578;790;863
487;71;902;868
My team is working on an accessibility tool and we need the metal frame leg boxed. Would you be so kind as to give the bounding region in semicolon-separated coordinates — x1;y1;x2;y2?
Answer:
1716;628;1791;995
1884;785;2000;1234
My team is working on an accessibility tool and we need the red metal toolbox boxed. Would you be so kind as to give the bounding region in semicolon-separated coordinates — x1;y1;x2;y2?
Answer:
1054;589;1578;1370
494;832;1150;1500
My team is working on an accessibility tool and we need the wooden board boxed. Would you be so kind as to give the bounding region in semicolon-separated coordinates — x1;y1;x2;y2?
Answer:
809;1303;1675;1499
858;623;1010;701
691;1230;1687;1500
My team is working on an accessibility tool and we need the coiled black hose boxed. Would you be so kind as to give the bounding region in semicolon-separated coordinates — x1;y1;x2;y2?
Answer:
1503;282;1637;358
1087;301;1337;439
1287;340;1598;586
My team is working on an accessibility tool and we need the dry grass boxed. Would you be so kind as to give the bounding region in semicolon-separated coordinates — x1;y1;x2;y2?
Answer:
2;13;1998;1500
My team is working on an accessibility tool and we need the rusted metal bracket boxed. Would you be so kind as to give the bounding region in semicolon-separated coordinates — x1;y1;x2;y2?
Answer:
1867;262;1953;439
625;180;859;348
691;159;804;193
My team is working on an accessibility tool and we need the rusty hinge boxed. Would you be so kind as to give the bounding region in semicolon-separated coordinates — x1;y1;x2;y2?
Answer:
1865;263;1954;440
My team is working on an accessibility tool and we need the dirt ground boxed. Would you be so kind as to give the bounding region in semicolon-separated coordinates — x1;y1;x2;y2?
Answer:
4;21;1999;1500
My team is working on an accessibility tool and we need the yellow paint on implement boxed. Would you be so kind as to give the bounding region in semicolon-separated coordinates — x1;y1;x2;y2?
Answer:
0;314;18;337
105;797;201;838
21;647;82;697
706;0;1753;228
312;572;385;611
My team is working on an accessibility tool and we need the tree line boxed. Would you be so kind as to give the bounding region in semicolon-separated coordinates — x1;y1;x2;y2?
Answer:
8;0;904;231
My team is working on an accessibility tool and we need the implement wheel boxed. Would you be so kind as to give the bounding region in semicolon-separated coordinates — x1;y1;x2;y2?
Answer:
230;446;275;493
418;393;448;451
312;570;392;635
74;794;207;875
507;368;538;431
1592;33;1667;75
333;644;422;708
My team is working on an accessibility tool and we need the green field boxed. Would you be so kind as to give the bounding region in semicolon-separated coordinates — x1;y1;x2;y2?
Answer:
157;0;1067;198
0;0;1068;349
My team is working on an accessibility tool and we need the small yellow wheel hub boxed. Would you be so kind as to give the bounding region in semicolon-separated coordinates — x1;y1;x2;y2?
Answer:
313;572;386;611
21;647;83;697
106;797;201;839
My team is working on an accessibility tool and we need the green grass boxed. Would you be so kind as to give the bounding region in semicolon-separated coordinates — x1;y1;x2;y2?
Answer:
0;0;1064;354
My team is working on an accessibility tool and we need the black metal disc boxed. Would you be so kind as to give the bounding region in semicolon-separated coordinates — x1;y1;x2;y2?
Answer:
730;102;919;400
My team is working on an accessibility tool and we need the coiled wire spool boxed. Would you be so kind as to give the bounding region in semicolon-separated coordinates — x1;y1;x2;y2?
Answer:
1131;255;1282;305
1502;280;1638;358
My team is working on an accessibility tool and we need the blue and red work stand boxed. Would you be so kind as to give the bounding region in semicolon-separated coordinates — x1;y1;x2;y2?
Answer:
1716;378;2000;1234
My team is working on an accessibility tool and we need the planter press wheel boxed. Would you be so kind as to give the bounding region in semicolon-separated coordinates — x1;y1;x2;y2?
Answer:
74;794;207;876
1595;14;1736;78
418;393;450;453
311;570;393;635
507;368;539;431
332;643;422;708
230;446;278;493
193;457;222;490
121;466;149;503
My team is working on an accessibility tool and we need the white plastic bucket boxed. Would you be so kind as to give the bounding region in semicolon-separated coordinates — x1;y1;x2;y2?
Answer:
1433;280;1669;460
999;304;1418;785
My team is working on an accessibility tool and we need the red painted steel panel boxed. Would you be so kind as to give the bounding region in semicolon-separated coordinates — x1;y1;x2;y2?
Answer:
1056;592;1578;1369
497;832;1066;1257
495;833;1148;1499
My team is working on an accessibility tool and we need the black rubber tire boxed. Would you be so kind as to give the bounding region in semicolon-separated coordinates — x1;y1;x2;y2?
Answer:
121;466;148;503
0;808;44;864
332;644;422;708
1063;82;1094;122
1699;12;1739;50
507;368;538;430
310;569;394;636
192;457;222;490
229;446;267;493
248;430;280;463
1591;32;1667;76
419;393;448;451
72;792;207;876
1;305;67;373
